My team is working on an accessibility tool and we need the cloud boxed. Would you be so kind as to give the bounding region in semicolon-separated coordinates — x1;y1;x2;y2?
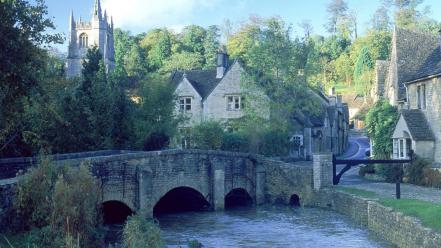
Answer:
102;0;219;31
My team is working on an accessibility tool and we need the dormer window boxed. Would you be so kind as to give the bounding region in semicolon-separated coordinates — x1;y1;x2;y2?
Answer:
227;95;244;111
179;97;192;112
79;33;88;48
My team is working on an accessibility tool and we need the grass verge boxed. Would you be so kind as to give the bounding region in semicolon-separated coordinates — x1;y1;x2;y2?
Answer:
379;198;441;232
337;186;441;232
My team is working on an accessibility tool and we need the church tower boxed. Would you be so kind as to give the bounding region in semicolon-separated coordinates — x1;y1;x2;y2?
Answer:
66;0;115;78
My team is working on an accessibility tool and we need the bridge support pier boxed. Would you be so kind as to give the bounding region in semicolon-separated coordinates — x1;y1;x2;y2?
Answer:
213;169;225;210
313;153;333;190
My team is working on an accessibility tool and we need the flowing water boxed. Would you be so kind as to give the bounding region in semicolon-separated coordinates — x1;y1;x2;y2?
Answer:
156;206;392;248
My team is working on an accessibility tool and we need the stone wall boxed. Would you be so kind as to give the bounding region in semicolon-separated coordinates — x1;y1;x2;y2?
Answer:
0;150;315;220
311;190;441;248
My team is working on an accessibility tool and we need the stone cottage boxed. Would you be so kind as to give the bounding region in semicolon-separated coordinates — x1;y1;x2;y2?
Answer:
171;52;349;158
383;28;441;164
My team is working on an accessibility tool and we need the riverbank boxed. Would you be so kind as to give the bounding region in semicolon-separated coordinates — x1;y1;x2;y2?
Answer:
310;188;441;248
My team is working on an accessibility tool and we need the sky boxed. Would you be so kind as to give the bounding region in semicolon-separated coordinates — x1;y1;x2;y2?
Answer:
45;0;441;52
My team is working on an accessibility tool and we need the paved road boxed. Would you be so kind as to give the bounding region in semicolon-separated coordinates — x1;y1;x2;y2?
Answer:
337;135;441;204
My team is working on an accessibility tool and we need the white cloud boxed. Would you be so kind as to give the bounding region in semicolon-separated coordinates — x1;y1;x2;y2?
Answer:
102;0;219;31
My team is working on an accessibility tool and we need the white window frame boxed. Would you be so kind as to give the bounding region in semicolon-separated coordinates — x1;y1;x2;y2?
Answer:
393;138;410;159
227;95;243;111
179;97;192;112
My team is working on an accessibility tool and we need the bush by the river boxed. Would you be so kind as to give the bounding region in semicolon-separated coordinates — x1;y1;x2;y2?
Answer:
187;120;291;157
11;157;103;247
122;215;164;248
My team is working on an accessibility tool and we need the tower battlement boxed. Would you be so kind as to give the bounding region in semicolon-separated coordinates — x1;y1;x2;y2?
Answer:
66;0;115;78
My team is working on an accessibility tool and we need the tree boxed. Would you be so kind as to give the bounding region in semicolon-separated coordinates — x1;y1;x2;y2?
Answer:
181;25;207;56
325;0;349;34
134;75;178;150
371;5;392;31
140;28;174;71
0;0;62;157
161;51;204;72
123;215;164;248
203;25;221;68
365;100;399;158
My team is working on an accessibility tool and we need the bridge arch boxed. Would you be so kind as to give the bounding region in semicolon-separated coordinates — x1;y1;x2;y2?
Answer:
153;186;210;216
225;188;253;208
102;200;134;224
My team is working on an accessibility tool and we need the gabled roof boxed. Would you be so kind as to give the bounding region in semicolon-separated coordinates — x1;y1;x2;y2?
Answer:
171;69;222;99
393;28;441;96
401;109;435;141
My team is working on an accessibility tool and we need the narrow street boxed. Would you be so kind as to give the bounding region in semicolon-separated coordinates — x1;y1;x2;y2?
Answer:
337;134;441;204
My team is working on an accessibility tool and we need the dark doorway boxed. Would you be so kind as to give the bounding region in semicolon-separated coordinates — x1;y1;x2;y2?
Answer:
153;187;210;216
225;188;253;209
102;201;134;224
289;194;300;207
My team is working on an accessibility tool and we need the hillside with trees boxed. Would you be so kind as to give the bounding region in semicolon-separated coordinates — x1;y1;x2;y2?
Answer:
1;0;441;158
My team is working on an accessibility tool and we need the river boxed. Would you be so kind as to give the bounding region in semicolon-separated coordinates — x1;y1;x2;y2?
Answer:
156;206;391;248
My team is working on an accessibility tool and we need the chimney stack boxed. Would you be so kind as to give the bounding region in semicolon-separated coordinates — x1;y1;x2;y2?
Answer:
216;49;228;79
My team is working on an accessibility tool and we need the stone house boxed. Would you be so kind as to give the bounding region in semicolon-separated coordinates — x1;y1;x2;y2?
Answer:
384;28;441;165
171;52;349;158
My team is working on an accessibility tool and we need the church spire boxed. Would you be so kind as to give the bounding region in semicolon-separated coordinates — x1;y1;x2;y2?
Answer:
93;0;102;20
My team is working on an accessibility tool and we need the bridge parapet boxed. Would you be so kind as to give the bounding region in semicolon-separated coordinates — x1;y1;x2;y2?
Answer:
0;149;315;219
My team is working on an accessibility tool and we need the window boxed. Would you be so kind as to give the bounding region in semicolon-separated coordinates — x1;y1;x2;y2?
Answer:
227;95;244;111
290;135;304;147
79;33;88;48
417;84;426;110
179;97;192;112
393;138;411;159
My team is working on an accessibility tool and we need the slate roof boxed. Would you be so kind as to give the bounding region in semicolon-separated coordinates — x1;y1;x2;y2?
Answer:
401;109;435;141
394;28;441;98
170;69;222;99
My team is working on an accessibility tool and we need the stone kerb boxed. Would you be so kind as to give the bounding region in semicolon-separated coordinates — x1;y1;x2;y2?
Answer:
313;153;333;190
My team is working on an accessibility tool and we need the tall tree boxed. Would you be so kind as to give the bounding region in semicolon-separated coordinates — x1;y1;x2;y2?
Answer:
0;0;62;156
140;28;173;71
181;25;207;56
203;25;221;68
326;0;349;34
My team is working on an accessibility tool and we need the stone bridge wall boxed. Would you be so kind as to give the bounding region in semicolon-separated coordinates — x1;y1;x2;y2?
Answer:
0;149;315;220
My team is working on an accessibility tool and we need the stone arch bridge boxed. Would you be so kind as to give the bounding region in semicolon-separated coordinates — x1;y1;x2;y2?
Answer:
0;150;331;218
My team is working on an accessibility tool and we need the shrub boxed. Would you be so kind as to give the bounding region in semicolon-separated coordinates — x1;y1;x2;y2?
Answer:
376;164;403;183
221;132;249;152
14;157;59;231
359;164;375;177
192;121;224;150
13;157;103;247
423;168;441;188
407;157;430;185
123;215;164;248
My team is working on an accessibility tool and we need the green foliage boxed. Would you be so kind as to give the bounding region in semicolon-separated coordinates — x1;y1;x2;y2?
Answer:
379;198;441;232
161;51;204;73
122;215;164;248
376;164;403;183
13;157;103;247
407;157;430;185
134;75;178;150
359;164;376;177
14;157;58;230
366;100;399;158
192;121;224;150
0;0;62;157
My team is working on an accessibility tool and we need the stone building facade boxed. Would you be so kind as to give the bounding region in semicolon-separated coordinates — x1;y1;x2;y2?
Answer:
171;52;349;158
387;28;441;165
66;0;115;78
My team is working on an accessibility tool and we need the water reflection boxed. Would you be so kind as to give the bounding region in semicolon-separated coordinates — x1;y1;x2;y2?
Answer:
158;206;392;248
